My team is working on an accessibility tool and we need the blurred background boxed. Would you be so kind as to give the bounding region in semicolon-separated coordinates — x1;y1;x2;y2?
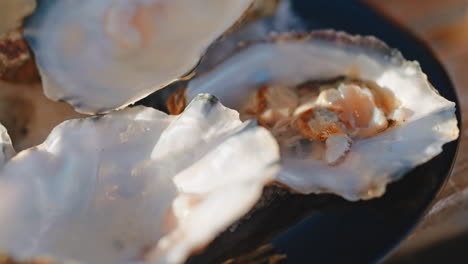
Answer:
362;0;468;263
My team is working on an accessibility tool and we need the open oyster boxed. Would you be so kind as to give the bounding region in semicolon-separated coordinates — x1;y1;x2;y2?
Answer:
173;31;459;201
0;94;279;264
24;0;254;114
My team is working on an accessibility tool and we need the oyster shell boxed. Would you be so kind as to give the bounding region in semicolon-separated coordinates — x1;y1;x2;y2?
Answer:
24;0;254;114
0;94;279;264
181;31;459;201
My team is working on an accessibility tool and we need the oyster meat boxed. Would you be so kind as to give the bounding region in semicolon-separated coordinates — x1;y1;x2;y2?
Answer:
24;0;254;114
0;94;279;264
179;31;459;201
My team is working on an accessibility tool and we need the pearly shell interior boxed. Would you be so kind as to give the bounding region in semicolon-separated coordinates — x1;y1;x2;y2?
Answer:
24;0;254;114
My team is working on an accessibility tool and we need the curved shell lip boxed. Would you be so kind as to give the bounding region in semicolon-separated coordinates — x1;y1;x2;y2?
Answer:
22;0;255;115
191;30;422;87
192;29;443;93
46;66;198;115
24;31;199;115
184;29;460;201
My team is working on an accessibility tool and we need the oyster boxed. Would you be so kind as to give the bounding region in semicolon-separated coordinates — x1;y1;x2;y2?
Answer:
24;0;254;114
177;31;459;201
0;94;279;264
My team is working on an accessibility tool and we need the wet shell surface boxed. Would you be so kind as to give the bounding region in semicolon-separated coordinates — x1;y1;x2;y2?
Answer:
23;0;254;114
184;30;459;201
0;94;279;264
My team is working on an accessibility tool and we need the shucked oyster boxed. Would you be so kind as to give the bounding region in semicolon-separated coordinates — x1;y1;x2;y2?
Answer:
0;94;279;264
24;0;254;114
173;31;459;201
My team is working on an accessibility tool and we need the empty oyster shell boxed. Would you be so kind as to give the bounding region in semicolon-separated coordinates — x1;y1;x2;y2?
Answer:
179;31;459;201
24;0;254;114
0;94;279;264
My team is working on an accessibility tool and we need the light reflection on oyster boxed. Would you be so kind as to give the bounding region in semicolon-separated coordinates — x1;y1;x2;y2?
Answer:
0;94;279;264
24;0;254;114
179;31;459;201
0;81;83;151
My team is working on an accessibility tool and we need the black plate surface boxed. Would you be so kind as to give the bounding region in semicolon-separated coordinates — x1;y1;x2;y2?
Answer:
268;1;461;263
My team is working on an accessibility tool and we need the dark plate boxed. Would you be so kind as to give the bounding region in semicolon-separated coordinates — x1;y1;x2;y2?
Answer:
146;1;461;263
